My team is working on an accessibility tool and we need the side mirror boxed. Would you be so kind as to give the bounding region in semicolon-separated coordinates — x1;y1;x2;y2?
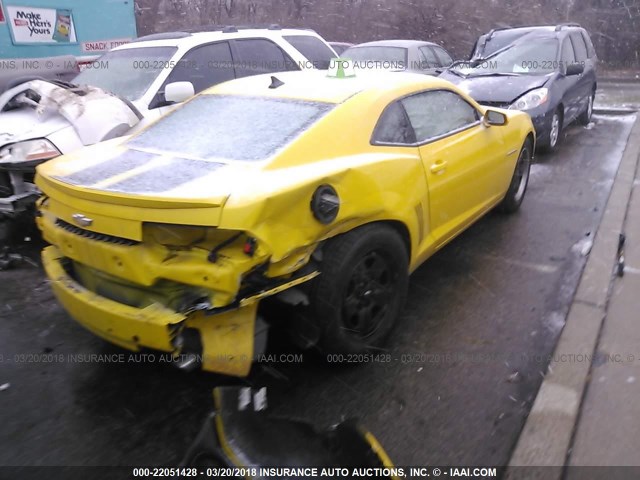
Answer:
483;110;508;127
565;63;584;76
164;81;195;104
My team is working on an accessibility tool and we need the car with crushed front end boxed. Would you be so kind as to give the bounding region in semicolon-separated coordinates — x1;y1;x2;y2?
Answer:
440;24;597;152
35;64;535;377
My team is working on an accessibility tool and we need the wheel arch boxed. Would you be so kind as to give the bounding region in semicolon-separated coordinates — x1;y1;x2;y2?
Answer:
379;219;412;260
316;219;412;264
556;103;565;127
525;131;535;152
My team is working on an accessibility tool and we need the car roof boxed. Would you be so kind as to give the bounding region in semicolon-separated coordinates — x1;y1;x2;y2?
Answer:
347;39;439;49
113;28;323;51
204;69;455;104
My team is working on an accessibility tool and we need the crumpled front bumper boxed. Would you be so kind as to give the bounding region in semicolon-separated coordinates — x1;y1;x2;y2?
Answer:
42;245;259;377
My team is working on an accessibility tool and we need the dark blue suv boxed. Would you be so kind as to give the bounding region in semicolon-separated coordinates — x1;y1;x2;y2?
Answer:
441;24;597;152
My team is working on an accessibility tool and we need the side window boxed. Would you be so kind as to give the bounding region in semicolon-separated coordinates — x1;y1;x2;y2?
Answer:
233;39;298;78
418;47;439;69
561;39;576;64
581;31;596;58
570;33;588;61
283;35;335;69
432;46;453;67
401;90;479;143
372;102;416;145
164;42;235;94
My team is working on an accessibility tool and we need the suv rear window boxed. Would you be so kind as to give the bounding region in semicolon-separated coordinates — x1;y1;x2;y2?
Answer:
284;35;335;70
343;46;408;69
129;95;334;161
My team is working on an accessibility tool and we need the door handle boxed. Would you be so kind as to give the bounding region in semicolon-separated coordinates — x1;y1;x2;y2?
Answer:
430;160;448;174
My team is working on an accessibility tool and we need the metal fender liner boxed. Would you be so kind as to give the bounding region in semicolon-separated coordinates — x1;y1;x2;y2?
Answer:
239;271;320;307
186;305;259;377
184;272;319;377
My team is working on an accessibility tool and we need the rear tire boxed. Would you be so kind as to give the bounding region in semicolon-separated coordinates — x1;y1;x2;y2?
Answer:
577;93;594;126
498;139;532;213
311;224;409;355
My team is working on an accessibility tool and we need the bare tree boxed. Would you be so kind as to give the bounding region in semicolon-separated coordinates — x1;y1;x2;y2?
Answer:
135;0;639;68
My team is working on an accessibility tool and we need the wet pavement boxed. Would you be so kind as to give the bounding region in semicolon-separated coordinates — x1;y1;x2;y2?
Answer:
0;112;636;468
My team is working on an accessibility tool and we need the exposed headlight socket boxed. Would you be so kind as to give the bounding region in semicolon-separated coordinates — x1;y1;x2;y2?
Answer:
243;237;257;257
311;184;340;224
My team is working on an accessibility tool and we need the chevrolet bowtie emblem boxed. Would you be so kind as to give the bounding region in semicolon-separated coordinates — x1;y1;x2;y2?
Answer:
72;213;93;227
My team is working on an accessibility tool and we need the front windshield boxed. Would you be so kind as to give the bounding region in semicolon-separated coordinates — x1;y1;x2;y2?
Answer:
73;46;178;101
343;46;407;70
459;38;559;76
129;94;335;162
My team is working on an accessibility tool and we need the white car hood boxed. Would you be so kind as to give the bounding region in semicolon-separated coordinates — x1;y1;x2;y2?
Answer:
0;80;141;148
0;108;70;146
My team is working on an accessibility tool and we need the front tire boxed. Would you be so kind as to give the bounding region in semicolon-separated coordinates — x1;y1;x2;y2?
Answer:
311;224;409;354
577;93;594;126
539;108;562;153
498;139;532;213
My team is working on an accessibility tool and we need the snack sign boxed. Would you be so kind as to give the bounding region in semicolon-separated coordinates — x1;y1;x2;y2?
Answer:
7;5;77;44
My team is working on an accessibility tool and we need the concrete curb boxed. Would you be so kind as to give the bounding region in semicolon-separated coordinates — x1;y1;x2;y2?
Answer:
599;77;640;84
593;108;638;116
506;114;640;477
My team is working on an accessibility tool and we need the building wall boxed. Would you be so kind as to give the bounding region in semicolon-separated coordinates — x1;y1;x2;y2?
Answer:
0;0;137;59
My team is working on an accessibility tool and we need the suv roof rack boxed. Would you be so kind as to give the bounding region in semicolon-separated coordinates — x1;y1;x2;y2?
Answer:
132;32;192;42
183;24;309;33
555;22;581;31
133;25;313;40
484;23;581;42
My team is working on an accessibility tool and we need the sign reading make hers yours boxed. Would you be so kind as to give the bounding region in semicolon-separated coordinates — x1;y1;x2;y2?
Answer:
7;5;77;44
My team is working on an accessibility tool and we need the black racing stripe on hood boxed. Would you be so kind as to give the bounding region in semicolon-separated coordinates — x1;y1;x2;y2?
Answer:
55;150;156;186
99;158;225;195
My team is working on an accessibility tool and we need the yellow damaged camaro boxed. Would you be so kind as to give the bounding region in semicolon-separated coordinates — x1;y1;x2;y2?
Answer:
36;67;535;377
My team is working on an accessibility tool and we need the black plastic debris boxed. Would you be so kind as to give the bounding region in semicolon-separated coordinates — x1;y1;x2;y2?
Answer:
0;246;36;271
617;233;626;277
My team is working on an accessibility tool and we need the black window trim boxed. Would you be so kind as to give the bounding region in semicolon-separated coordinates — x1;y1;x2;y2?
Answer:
371;88;482;148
